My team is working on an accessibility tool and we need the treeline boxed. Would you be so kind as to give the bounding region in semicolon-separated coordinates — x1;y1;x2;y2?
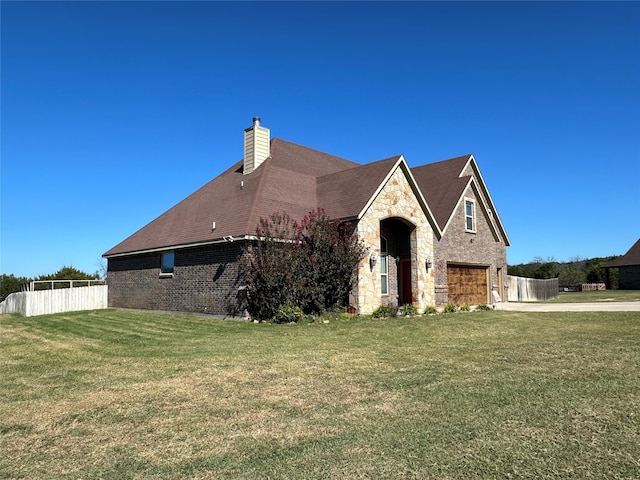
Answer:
508;255;620;289
0;266;100;299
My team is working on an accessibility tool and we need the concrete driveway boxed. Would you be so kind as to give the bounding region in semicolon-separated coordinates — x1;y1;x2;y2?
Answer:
495;302;640;312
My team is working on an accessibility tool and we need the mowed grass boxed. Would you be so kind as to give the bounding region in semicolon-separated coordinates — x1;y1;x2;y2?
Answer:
550;290;640;303
1;309;639;479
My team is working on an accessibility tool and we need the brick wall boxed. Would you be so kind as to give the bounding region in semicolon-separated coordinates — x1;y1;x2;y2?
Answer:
107;243;246;316
434;186;507;306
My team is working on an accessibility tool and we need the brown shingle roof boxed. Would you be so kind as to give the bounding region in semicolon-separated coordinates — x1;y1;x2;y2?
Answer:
104;139;362;257
317;156;403;220
603;239;640;267
411;154;472;230
104;139;507;258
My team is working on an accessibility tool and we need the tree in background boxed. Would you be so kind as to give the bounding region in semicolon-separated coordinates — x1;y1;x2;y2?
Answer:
508;255;620;288
0;274;30;299
36;265;99;282
0;266;99;299
240;209;367;321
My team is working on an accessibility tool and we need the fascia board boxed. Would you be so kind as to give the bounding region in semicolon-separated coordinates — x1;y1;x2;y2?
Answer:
469;180;501;241
439;177;502;242
439;176;473;236
400;160;442;239
103;235;250;259
356;156;404;220
466;155;511;246
356;156;442;239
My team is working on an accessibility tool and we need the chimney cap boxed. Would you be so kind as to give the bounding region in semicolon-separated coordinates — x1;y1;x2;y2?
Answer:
252;117;261;126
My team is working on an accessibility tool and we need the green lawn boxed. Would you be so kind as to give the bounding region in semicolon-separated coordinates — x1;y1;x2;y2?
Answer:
550;290;640;303
1;309;639;479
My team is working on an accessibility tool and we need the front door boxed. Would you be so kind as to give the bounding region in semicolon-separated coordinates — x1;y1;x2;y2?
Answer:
401;260;412;304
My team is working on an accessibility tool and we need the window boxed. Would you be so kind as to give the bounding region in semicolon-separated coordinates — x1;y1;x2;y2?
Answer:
161;252;174;274
465;199;476;232
380;237;388;295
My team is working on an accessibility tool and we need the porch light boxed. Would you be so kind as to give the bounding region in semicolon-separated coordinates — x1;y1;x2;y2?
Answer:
426;256;433;270
369;251;378;270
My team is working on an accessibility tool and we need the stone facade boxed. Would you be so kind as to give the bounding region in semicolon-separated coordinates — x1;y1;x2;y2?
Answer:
107;243;245;317
352;164;435;314
433;182;507;306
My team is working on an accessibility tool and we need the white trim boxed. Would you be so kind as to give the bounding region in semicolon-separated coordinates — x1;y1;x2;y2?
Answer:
439;177;503;242
469;181;501;241
356;156;404;219
380;236;389;296
440;177;473;235
438;154;510;245
103;235;251;259
356;156;442;239
464;197;477;233
465;155;511;246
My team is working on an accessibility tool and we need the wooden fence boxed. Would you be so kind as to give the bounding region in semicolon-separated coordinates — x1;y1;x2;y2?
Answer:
0;285;108;317
506;275;559;302
21;279;105;291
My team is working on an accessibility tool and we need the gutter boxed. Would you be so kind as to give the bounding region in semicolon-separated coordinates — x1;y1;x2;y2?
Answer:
103;235;252;259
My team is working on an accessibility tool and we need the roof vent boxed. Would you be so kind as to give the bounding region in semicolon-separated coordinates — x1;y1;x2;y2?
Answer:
243;117;270;174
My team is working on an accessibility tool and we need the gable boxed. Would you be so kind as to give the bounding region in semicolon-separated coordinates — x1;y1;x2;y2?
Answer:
411;154;510;246
355;158;439;257
411;155;470;230
360;161;434;225
358;157;440;236
353;161;437;313
463;156;510;246
444;179;502;242
316;156;400;221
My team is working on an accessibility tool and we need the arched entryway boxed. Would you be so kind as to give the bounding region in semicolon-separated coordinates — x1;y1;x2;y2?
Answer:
380;217;415;307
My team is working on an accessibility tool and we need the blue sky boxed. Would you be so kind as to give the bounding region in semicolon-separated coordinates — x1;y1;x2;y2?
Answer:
2;1;639;278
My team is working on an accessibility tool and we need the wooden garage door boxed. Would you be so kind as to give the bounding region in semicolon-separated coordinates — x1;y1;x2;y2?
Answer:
447;265;488;305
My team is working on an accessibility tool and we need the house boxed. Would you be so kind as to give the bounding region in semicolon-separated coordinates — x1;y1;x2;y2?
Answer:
103;118;510;316
412;155;510;305
603;238;640;289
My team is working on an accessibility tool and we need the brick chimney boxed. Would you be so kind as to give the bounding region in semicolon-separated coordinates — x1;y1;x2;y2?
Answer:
243;117;270;174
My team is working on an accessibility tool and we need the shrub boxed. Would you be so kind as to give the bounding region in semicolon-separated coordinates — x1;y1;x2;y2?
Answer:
460;303;471;312
274;302;304;324
475;304;493;311
402;304;419;316
296;209;367;313
372;305;395;318
240;209;367;320
443;303;458;313
424;305;438;315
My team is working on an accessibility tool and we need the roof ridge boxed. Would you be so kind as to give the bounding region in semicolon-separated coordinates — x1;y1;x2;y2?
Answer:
317;154;401;182
426;153;473;167
271;137;359;165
